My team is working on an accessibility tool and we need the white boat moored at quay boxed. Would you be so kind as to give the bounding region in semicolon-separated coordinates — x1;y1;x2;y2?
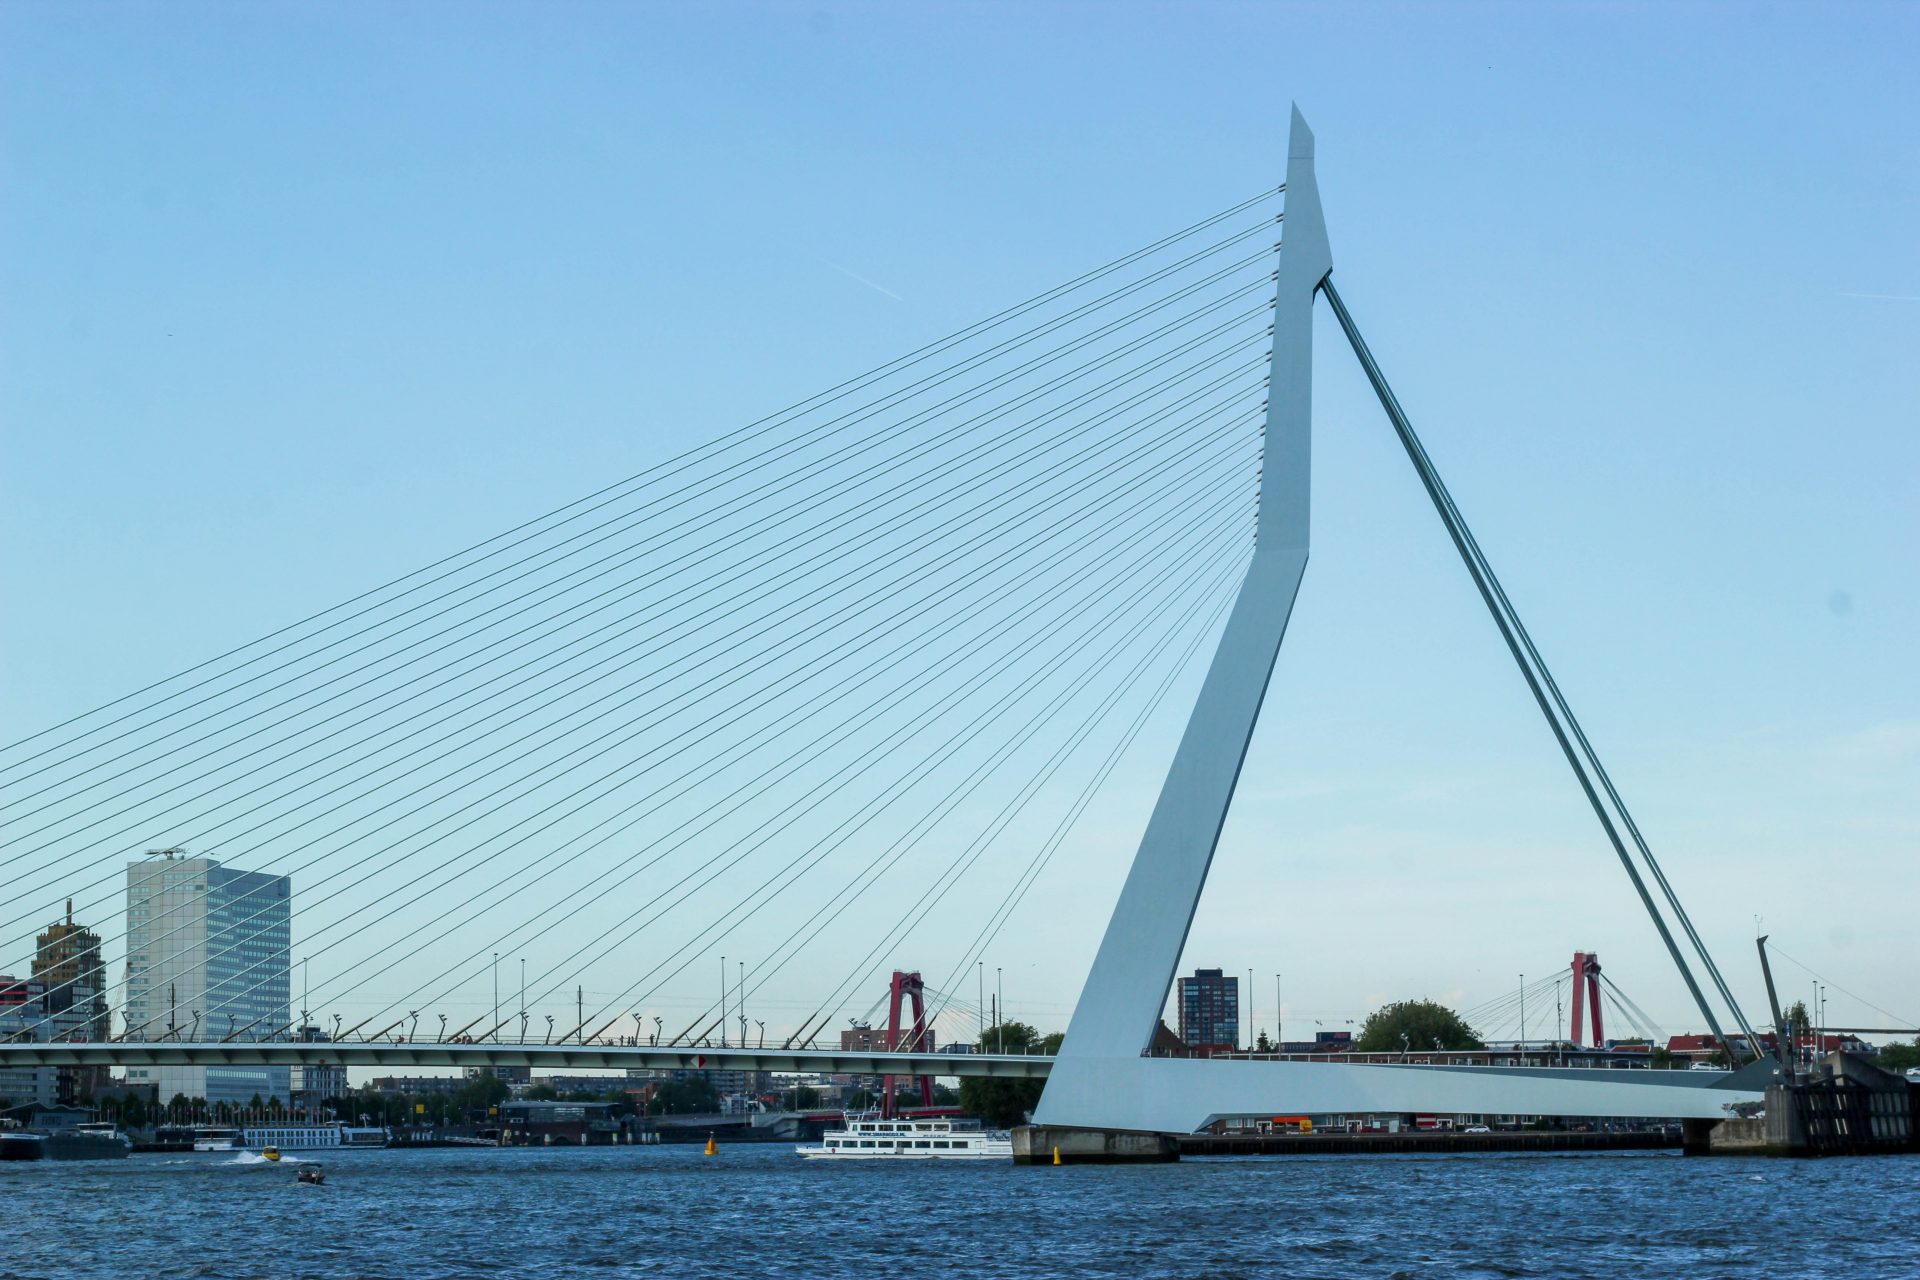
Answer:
240;1123;389;1151
194;1123;390;1152
797;1113;1011;1161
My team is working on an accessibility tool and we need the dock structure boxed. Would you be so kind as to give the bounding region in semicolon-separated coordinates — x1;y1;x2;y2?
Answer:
1691;1053;1920;1157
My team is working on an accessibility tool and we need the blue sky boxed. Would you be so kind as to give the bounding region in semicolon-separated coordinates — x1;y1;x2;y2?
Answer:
3;3;1915;1046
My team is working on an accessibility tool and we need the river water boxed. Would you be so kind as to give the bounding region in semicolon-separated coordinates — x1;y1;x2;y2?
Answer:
3;1145;1914;1279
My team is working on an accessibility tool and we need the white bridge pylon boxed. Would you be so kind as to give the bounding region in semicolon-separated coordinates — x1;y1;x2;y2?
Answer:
1034;107;1770;1133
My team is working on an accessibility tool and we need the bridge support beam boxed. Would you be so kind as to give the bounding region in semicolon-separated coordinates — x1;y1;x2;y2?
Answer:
1038;1055;1771;1138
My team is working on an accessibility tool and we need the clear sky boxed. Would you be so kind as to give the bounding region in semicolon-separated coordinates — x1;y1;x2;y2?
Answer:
3;3;1915;1049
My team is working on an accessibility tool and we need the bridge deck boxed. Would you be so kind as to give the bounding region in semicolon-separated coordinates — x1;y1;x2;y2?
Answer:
0;1041;1052;1078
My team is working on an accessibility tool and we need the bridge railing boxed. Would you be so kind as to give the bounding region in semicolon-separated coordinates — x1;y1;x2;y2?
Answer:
1153;1048;1692;1071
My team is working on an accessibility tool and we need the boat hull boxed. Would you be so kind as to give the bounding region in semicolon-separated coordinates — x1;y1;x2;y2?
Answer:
1;1132;131;1161
796;1146;1011;1160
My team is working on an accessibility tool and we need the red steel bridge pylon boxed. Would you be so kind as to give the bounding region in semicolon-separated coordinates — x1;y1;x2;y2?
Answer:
1569;951;1605;1047
881;970;936;1118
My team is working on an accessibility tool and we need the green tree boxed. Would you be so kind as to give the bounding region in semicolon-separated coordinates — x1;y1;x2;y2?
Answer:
1353;1001;1483;1053
959;1021;1054;1128
786;1085;822;1110
1784;1000;1812;1040
461;1075;510;1116
648;1078;718;1115
1875;1037;1920;1073
169;1093;192;1123
524;1083;559;1101
1254;1030;1276;1052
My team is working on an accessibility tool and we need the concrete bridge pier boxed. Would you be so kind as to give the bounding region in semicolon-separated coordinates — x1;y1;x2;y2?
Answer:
1011;1125;1180;1165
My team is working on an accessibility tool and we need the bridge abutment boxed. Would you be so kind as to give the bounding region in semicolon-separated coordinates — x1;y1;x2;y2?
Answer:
1011;1125;1180;1165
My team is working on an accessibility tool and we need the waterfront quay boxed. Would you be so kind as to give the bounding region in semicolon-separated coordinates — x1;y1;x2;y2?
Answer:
1180;1127;1678;1156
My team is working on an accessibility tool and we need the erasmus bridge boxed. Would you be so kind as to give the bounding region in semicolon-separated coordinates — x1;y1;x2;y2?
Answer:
0;110;1775;1138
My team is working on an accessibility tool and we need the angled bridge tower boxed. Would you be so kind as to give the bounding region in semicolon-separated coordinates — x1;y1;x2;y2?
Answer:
1028;108;1771;1155
1045;106;1328;1068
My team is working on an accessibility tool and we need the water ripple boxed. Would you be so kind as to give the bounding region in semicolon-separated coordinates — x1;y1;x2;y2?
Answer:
1;1145;1914;1278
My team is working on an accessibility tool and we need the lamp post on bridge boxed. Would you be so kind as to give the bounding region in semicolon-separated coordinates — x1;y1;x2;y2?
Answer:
996;967;1003;1054
1519;973;1527;1046
492;952;499;1041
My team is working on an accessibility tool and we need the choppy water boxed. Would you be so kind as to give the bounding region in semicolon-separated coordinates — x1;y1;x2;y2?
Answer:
4;1145;1915;1279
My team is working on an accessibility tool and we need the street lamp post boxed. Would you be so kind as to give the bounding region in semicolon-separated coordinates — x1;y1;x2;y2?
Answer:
492;952;499;1040
1519;974;1527;1046
1275;973;1282;1050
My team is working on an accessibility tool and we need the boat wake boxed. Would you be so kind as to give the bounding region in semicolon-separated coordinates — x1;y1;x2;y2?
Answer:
225;1151;312;1166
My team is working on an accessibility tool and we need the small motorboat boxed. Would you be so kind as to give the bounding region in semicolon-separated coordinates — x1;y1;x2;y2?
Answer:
297;1166;326;1185
262;1146;281;1162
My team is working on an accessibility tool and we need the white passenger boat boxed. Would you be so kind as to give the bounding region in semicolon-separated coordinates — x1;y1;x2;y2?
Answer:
196;1122;389;1152
797;1113;1011;1160
193;1126;241;1152
239;1123;391;1151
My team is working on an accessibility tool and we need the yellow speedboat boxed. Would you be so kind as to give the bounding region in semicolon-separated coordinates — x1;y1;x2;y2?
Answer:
262;1146;281;1162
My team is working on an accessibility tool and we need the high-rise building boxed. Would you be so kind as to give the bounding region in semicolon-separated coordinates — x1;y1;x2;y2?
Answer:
33;900;108;1039
1177;967;1239;1053
32;902;111;1101
123;850;292;1105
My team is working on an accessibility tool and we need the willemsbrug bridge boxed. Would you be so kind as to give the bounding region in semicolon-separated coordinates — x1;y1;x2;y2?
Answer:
0;108;1776;1141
